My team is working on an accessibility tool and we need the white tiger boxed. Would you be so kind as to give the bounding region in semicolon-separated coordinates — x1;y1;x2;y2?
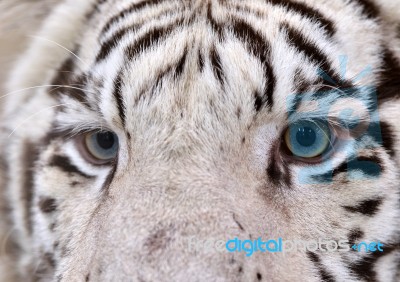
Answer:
0;0;399;281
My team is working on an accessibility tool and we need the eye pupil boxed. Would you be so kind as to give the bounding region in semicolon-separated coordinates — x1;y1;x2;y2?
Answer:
96;132;115;150
296;127;316;147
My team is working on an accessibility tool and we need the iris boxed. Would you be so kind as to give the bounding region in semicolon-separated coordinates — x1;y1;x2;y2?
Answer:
85;131;119;161
285;121;331;158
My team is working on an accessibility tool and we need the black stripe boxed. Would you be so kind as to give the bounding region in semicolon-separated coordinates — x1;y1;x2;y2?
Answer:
49;155;93;179
313;156;382;183
254;91;264;112
210;47;225;85
0;152;12;238
50;57;91;108
349;0;380;19
101;0;164;35
174;49;187;77
135;63;175;105
22;141;39;234
379;122;396;157
353;109;397;158
232;19;275;110
65;75;90;105
232;213;245;231
96;6;176;62
307;251;336;282
266;0;335;37
266;162;291;187
293;69;312;93
38;197;58;214
311;161;346;183
289;83;354;119
266;150;291;187
151;49;190;86
0;155;8;179
348;229;365;247
349;244;397;281
207;2;225;38
44;252;56;268
343;198;383;216
237;108;243;120
137;50;189;101
331;162;349;180
198;50;205;72
366;121;396;158
84;0;109;22
346;156;382;178
126;19;183;61
185;11;197;26
397;24;400;39
0;155;11;229
96;25;140;62
231;19;268;62
282;23;339;82
42;128;82;148
113;71;126;127
101;158;118;192
377;49;400;105
348;229;364;247
154;64;174;88
50;57;74;89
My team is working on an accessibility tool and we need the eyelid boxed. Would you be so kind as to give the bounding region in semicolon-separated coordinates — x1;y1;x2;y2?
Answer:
326;117;363;141
51;124;115;140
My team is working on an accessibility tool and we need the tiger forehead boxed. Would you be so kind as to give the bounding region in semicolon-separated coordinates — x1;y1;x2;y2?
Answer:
66;0;380;132
87;5;302;110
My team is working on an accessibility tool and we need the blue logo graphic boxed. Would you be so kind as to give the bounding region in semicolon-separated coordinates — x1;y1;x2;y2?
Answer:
286;55;383;184
224;237;384;257
185;236;385;256
351;241;384;252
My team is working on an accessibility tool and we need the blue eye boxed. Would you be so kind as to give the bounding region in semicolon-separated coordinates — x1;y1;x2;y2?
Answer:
284;121;331;158
84;131;119;164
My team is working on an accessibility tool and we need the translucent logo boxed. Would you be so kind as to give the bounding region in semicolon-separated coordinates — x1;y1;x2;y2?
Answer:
184;236;385;257
286;56;382;184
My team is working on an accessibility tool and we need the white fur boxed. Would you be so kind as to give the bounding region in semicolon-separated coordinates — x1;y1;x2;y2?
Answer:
1;0;399;281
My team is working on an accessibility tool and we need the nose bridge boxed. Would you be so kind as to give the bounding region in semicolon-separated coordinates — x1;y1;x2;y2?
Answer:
59;146;260;281
111;121;251;228
111;157;228;218
124;132;226;199
77;170;245;279
108;144;247;232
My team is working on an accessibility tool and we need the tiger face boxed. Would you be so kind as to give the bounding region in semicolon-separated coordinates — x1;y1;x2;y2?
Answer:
1;0;399;281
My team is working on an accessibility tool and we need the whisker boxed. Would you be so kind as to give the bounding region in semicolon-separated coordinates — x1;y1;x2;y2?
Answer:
0;226;17;257
0;85;97;101
8;104;70;138
314;83;345;94
32;255;46;279
28;35;89;69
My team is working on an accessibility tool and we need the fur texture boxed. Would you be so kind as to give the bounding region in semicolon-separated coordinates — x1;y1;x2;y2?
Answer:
0;0;399;281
